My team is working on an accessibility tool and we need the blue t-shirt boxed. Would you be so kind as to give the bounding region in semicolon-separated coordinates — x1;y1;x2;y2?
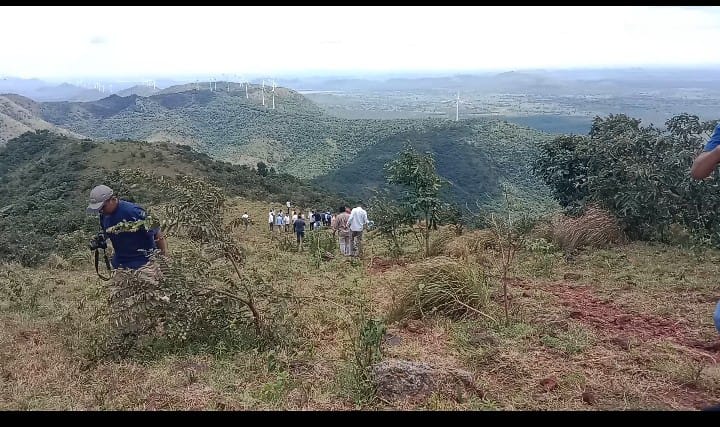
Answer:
703;123;720;152
293;218;306;234
100;200;158;269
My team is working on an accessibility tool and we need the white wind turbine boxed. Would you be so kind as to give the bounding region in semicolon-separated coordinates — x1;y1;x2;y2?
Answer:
441;91;473;121
237;74;250;99
261;79;266;107
270;80;277;109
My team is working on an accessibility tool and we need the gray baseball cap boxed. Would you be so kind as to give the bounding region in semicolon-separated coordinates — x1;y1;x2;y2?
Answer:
87;185;114;213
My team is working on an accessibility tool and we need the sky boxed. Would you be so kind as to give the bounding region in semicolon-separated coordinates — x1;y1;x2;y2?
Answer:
1;6;720;80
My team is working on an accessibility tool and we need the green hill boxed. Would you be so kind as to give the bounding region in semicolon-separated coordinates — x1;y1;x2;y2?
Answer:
314;119;557;213
28;85;438;177
1;86;557;214
0;130;340;266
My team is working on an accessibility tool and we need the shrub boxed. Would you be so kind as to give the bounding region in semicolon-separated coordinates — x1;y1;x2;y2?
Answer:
548;206;625;252
426;226;457;257
389;257;495;323
443;229;497;261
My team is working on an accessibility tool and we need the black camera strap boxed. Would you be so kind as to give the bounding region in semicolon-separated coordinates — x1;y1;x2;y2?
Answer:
93;214;112;281
94;248;112;281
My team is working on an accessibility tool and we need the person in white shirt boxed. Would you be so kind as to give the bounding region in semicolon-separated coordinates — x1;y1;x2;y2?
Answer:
242;211;250;231
283;212;291;232
347;202;370;257
268;210;275;232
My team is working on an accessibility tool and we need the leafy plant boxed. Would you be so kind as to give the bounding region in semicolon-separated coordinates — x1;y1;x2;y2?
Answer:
347;312;386;404
368;192;413;258
488;189;537;324
386;144;444;257
115;169;267;335
305;229;337;267
534;113;720;245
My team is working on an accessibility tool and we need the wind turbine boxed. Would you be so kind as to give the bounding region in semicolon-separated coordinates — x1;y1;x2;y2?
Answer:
441;91;473;121
236;74;249;98
261;80;266;107
272;80;276;110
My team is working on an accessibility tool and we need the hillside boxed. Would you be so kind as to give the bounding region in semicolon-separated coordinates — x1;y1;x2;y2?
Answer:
28;85;447;179
0;86;555;210
0;94;83;143
116;85;161;97
0;130;342;266
314;119;557;213
3;194;720;410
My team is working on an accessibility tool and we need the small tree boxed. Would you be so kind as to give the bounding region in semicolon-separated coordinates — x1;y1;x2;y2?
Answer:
114;169;265;335
256;161;269;177
385;144;444;258
368;192;413;258
488;188;536;324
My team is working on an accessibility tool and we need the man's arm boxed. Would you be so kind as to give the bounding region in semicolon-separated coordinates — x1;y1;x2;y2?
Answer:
691;147;720;180
692;124;720;180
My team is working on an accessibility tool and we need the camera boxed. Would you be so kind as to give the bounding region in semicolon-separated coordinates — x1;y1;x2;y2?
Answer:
89;232;107;251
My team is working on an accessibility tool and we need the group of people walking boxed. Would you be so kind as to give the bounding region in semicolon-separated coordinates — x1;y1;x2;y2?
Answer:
252;202;370;257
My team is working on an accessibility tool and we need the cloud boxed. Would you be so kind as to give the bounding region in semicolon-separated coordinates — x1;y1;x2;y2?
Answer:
0;6;719;79
90;36;107;45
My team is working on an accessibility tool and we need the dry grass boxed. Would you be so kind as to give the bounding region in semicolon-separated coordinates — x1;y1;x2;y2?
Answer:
3;196;720;410
443;229;497;263
542;206;626;252
388;257;496;323
427;227;458;257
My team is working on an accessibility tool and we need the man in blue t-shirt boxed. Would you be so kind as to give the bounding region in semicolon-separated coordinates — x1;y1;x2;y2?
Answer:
87;184;169;337
87;184;168;269
690;123;720;333
294;213;306;250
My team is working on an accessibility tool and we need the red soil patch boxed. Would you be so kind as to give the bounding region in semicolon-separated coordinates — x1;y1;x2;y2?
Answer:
535;282;720;361
368;257;407;274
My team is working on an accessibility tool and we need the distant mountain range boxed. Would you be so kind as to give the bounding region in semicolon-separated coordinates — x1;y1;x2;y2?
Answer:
0;82;556;210
285;68;720;95
0;78;107;102
4;67;720;102
0;77;182;102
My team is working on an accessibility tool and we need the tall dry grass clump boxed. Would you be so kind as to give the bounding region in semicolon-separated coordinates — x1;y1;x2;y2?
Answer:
426;226;458;257
443;229;497;261
546;206;625;252
388;257;495;323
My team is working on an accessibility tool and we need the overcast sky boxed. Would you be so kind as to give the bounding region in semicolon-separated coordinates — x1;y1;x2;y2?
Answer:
2;6;719;80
